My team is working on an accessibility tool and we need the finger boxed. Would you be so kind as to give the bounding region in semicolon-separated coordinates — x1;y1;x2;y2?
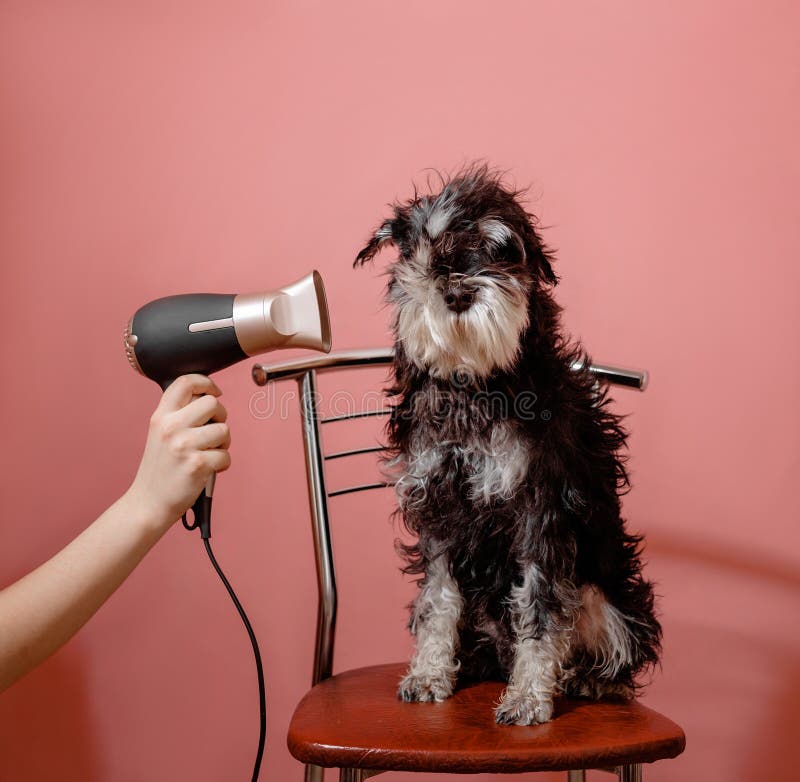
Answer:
209;400;228;424
204;449;232;473
159;375;222;413
175;394;227;428
182;422;231;451
188;396;228;424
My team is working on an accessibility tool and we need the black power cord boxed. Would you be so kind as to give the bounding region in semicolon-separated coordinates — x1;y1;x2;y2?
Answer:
184;493;266;781
203;538;267;782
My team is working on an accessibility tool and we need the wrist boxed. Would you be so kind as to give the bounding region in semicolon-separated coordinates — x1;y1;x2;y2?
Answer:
118;486;178;539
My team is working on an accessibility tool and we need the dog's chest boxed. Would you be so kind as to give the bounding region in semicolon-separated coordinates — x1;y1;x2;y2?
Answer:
396;391;530;509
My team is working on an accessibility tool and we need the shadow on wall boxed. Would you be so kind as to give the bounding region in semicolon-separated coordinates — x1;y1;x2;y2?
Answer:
741;660;800;781
643;531;800;782
647;531;800;591
0;647;100;781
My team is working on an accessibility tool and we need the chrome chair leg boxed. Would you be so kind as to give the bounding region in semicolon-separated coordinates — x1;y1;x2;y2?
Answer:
567;771;587;781
339;769;366;782
618;764;643;782
305;763;324;782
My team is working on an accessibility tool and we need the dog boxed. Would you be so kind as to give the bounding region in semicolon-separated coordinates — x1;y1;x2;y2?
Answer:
354;164;661;725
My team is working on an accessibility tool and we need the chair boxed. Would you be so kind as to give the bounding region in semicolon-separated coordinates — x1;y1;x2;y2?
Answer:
252;348;685;782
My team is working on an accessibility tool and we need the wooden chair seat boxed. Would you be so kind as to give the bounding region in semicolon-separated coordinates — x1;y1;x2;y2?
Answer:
288;662;686;774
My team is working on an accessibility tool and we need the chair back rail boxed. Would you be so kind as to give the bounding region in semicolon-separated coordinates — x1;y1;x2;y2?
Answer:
253;347;649;390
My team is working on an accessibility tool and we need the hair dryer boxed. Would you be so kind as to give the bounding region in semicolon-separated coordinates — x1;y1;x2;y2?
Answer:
125;270;331;389
124;270;331;538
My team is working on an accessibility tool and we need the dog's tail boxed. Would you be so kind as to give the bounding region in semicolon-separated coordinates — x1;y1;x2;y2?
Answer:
569;542;662;697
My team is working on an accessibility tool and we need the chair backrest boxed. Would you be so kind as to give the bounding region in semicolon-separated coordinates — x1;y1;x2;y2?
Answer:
251;347;648;687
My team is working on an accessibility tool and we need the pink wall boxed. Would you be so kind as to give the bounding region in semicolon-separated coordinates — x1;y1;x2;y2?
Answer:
1;2;798;780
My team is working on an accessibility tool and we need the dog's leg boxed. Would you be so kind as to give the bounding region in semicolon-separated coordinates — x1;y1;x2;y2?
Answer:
398;554;463;702
495;563;575;725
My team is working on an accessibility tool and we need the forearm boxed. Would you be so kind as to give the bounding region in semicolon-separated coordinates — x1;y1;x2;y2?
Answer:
0;375;229;693
0;491;172;693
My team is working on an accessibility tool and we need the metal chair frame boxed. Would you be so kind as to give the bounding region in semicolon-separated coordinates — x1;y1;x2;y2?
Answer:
253;348;650;782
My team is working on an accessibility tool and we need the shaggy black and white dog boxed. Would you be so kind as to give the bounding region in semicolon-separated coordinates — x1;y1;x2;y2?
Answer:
355;165;660;725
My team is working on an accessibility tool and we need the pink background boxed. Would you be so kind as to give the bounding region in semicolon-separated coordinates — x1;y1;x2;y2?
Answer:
1;2;798;780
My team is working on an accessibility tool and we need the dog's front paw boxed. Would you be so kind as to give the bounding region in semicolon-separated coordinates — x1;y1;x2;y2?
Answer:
494;689;554;725
397;671;454;703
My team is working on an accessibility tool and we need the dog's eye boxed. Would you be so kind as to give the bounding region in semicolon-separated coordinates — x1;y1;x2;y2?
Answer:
491;236;525;267
462;253;484;274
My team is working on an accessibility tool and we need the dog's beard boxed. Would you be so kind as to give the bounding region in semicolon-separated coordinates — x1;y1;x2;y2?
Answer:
391;263;529;378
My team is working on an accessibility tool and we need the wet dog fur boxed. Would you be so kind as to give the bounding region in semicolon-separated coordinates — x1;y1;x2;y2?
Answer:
354;164;661;725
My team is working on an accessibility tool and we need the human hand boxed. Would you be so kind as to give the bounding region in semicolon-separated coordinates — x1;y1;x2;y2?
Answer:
126;375;231;532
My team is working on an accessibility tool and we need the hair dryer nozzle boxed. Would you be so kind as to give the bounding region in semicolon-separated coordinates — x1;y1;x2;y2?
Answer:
233;270;332;357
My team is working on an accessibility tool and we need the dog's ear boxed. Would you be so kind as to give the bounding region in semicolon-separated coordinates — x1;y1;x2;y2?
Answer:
354;219;394;267
522;225;559;286
354;211;409;267
528;241;558;286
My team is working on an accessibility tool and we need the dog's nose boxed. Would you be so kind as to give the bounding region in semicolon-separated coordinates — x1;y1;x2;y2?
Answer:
444;284;475;313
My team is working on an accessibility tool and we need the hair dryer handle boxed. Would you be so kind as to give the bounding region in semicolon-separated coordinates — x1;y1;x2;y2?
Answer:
182;473;215;539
